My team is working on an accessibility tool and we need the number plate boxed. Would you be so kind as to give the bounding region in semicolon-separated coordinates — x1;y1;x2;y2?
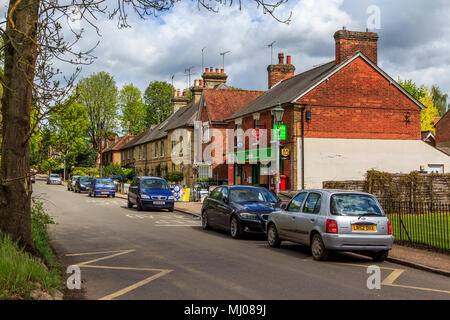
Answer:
153;201;165;205
101;191;109;194
352;225;377;232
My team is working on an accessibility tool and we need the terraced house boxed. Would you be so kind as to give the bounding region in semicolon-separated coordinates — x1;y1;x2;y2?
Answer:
225;28;450;190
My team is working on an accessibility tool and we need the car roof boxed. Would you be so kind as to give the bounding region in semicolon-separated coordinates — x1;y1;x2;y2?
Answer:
139;176;165;180
298;189;374;196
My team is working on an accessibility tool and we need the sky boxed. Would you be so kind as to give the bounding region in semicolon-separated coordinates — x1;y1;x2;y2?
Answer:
1;0;450;97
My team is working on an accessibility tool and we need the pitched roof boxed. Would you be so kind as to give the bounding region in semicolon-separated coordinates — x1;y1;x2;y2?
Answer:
165;99;201;131
227;52;426;120
202;88;264;123
227;61;337;120
119;127;153;150
102;135;134;152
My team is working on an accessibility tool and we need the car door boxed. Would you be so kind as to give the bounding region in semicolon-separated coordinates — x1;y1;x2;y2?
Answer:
215;187;233;229
205;187;222;227
129;178;139;204
296;192;323;244
277;192;307;240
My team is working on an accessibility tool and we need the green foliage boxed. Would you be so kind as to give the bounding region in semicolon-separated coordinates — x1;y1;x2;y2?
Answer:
40;158;62;173
119;83;147;135
102;163;124;177
123;168;136;182
76;71;119;150
431;85;449;117
0;201;62;299
143;80;174;125
398;78;426;101
74;147;97;168
71;167;100;177
164;171;184;183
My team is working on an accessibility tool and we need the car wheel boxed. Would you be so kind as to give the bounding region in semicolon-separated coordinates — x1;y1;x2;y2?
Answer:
137;198;143;211
311;233;328;261
112;194;115;198
267;223;281;248
201;211;211;230
93;193;96;198
127;197;133;208
230;216;241;239
371;250;389;262
168;206;174;212
88;192;91;197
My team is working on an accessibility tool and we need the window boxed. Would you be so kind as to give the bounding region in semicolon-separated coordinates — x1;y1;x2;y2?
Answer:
288;192;307;212
330;194;383;216
198;164;212;179
302;193;322;214
179;136;183;156
209;187;222;200
203;123;210;143
154;143;158;158
160;142;165;157
229;187;277;203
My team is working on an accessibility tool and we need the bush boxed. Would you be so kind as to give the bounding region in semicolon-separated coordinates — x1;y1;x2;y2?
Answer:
102;164;124;177
123;168;135;182
164;171;184;183
71;167;99;177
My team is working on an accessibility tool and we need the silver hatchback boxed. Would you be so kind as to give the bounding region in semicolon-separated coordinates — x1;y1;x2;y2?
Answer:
266;190;394;261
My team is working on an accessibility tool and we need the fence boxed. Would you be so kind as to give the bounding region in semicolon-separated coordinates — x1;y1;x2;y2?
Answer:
380;200;450;253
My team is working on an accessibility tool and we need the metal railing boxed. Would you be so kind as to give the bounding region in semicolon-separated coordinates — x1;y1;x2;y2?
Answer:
380;200;449;253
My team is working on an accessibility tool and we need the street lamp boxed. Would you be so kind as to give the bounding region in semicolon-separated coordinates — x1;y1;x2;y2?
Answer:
271;102;284;197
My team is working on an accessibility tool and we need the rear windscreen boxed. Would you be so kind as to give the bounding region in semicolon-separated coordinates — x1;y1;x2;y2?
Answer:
331;194;383;216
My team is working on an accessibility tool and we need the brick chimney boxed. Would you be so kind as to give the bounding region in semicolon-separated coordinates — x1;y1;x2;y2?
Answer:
334;28;379;65
191;79;203;103
171;88;189;112
267;53;295;89
202;67;228;88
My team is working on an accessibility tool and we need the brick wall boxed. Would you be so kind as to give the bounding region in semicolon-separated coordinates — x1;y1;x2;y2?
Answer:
298;57;421;140
436;113;450;148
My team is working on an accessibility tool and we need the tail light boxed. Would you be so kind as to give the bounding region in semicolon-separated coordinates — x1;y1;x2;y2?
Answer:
387;221;392;235
326;219;338;234
95;187;99;190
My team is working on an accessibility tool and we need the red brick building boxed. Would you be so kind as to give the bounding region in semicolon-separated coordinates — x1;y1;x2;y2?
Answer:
226;28;450;190
436;111;450;155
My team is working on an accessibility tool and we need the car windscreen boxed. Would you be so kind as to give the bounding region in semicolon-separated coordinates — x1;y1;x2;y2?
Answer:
230;188;277;203
50;174;60;178
96;179;114;186
330;194;384;216
79;177;93;182
140;179;169;190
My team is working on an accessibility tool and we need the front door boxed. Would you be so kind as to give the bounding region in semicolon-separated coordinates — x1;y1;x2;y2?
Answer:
251;163;260;186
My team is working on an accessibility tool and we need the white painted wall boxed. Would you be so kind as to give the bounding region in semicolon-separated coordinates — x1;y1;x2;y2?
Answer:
297;138;450;189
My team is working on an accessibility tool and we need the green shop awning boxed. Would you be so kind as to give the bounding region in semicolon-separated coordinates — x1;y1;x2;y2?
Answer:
227;147;276;164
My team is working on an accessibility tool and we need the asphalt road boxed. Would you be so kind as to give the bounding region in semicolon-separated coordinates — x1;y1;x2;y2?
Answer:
34;180;450;300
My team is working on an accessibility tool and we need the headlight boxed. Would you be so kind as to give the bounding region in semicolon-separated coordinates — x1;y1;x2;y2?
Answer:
168;196;174;200
239;212;259;220
140;194;150;199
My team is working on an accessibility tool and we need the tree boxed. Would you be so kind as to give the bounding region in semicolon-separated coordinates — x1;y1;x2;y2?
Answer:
48;102;90;180
0;0;289;253
76;72;119;162
144;81;175;125
398;78;426;101
119;84;146;135
431;85;449;117
419;87;440;133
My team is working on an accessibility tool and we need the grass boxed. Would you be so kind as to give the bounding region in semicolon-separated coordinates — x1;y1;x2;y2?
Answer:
0;201;62;299
387;213;450;250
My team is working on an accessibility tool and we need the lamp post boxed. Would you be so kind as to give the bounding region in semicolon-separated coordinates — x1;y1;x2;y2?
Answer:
271;102;284;197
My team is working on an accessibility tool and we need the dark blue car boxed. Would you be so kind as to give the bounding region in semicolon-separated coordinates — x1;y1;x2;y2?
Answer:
127;177;174;212
88;178;116;198
201;185;281;239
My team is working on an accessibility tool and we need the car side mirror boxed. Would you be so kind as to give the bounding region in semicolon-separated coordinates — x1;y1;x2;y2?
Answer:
223;196;229;204
281;203;287;210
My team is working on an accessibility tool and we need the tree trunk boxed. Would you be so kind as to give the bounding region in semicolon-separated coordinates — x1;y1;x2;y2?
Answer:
0;0;40;254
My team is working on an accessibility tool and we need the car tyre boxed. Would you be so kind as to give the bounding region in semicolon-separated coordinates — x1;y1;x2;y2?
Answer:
201;211;211;230
127;197;133;208
137;198;143;211
371;250;389;262
311;233;328;261
267;223;281;248
168;206;174;212
88;192;91;197
230;216;241;239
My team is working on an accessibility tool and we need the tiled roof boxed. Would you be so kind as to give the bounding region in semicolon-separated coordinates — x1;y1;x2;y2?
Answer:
119;127;153;150
227;61;337;120
164;100;201;131
202;88;264;122
103;135;134;152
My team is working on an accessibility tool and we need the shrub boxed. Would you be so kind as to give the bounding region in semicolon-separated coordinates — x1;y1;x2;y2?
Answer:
102;164;124;177
164;171;184;183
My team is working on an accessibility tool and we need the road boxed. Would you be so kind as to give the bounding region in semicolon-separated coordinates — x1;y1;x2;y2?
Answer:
34;180;450;300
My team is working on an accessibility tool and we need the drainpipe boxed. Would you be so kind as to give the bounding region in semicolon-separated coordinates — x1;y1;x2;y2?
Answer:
293;103;306;190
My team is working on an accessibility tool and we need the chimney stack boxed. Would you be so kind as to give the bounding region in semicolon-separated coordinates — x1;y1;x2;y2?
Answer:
267;52;295;89
202;67;228;88
191;79;203;103
334;29;379;65
171;88;189;112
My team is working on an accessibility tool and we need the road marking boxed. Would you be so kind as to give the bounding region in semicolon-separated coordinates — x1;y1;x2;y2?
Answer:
66;249;173;300
304;258;450;294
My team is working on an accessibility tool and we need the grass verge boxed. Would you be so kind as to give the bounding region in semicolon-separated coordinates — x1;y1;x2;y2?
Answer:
0;200;63;299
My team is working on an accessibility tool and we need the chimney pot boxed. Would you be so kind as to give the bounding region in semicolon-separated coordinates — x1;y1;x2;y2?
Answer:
220;68;224;73
205;68;209;73
194;80;199;87
286;55;291;64
182;89;186;97
199;79;203;87
215;68;219;73
278;53;284;64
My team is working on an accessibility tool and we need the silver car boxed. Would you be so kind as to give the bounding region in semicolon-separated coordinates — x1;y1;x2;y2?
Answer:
47;173;62;185
266;190;394;262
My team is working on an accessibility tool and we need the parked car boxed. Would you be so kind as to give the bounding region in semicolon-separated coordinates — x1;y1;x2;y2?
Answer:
266;190;394;262
88;178;116;198
67;175;80;191
201;185;281;239
47;173;62;185
105;175;125;184
74;176;94;193
127;177;174;212
30;171;36;183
